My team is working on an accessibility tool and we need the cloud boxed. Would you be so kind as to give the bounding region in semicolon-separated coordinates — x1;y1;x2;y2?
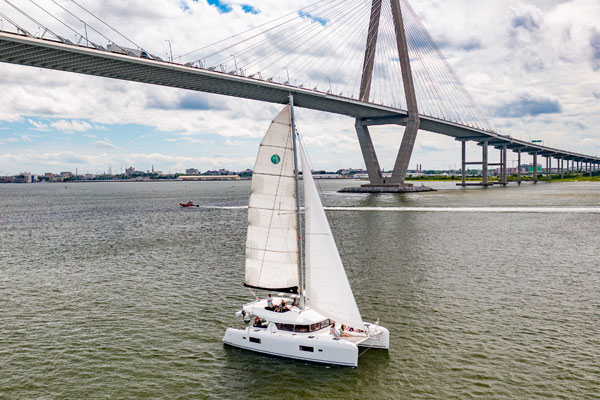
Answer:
20;134;33;142
165;136;207;144
6;137;19;143
50;120;93;132
511;12;541;32
28;119;49;131
591;28;600;71
493;92;562;118
92;139;119;150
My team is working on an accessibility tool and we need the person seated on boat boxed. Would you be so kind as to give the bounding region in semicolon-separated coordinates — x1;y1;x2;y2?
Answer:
340;324;350;337
330;324;340;339
265;294;275;311
291;297;299;307
275;299;290;313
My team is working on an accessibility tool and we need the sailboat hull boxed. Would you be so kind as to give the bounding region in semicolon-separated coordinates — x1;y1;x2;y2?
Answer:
223;327;359;367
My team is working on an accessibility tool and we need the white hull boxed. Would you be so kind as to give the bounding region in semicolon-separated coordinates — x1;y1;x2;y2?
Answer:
223;326;360;367
223;320;389;367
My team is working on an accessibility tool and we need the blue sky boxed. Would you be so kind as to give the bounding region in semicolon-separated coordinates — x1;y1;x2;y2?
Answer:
0;0;599;175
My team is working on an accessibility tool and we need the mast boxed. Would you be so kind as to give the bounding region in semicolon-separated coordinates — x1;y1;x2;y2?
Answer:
288;93;305;309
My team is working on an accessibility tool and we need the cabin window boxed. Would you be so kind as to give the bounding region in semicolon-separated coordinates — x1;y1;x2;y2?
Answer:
319;319;332;330
294;325;309;332
275;323;294;331
249;337;261;344
299;346;314;352
310;323;320;332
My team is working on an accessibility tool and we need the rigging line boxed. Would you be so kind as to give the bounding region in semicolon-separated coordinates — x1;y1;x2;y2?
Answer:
1;0;62;40
234;0;358;72
405;2;490;128
381;3;405;109
67;0;147;51
335;11;376;98
200;0;341;64
179;0;336;59
401;7;446;120
218;0;350;72
0;10;31;35
285;0;368;77
403;7;454;119
46;0;116;47
402;3;460;121
405;8;464;123
382;0;402;107
381;3;402;108
355;0;385;99
354;0;385;100
288;0;371;89
25;0;88;45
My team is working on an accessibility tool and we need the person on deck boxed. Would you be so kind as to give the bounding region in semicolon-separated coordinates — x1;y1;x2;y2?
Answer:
340;324;350;337
266;294;274;310
330;323;340;339
276;299;290;313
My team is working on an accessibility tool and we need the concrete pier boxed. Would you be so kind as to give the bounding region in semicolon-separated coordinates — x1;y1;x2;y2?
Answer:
339;184;435;193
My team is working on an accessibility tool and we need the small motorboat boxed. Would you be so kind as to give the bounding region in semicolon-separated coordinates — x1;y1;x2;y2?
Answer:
179;201;199;208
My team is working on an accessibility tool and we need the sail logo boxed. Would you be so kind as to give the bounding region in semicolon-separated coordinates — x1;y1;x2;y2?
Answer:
271;154;281;164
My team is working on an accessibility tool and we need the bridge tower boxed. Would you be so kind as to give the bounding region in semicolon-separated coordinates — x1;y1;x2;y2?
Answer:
353;0;422;191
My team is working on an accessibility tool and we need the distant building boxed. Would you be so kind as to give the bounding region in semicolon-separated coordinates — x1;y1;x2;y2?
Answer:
60;171;73;177
177;175;240;181
125;167;135;175
204;169;232;176
185;168;200;175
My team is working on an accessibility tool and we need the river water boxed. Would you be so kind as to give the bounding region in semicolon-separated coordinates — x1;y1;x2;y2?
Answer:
1;180;599;399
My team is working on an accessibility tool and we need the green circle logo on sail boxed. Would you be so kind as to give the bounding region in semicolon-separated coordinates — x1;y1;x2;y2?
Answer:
271;154;281;164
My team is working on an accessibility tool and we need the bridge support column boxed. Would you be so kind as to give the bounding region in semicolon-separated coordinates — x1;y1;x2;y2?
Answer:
517;149;522;184
547;156;551;181
461;140;466;185
533;153;538;183
355;120;384;185
482;140;489;185
502;146;508;185
389;0;420;184
560;158;564;179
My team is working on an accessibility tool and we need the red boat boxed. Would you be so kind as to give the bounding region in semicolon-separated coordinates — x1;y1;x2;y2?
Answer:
179;201;199;208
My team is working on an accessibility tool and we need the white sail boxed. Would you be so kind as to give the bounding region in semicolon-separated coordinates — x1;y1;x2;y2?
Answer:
300;143;364;330
245;106;299;292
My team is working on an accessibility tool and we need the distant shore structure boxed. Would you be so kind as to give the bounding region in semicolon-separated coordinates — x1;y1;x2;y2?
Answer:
177;175;240;181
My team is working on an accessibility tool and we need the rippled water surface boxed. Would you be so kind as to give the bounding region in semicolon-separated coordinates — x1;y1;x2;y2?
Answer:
1;181;599;399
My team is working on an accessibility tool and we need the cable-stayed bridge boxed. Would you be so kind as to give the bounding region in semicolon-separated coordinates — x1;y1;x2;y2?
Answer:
0;0;598;188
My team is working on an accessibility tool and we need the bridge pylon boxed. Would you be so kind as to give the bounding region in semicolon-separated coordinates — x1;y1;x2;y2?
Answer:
353;0;421;190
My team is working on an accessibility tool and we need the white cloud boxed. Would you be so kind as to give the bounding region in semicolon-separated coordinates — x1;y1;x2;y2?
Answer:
50;120;93;133
92;139;119;150
28;119;49;131
6;137;19;143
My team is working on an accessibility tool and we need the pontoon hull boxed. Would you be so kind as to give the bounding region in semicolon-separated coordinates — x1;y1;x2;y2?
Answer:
223;327;359;367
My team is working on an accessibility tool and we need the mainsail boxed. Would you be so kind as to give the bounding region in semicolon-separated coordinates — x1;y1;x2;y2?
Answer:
300;143;364;330
244;106;299;292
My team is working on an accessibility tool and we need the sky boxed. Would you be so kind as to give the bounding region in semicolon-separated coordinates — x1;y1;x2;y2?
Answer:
0;0;599;175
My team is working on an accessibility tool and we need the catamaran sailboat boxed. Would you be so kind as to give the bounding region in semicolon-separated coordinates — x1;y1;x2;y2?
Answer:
223;96;389;367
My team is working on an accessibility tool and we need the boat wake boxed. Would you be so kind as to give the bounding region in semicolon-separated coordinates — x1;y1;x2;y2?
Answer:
201;206;600;214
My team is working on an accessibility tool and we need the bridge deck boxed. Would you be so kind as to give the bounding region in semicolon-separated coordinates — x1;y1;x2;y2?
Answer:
0;32;598;163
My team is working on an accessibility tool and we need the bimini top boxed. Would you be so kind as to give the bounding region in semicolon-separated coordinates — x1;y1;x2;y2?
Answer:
242;298;327;325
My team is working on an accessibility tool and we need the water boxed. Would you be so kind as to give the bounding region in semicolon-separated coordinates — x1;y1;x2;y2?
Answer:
1;181;599;399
